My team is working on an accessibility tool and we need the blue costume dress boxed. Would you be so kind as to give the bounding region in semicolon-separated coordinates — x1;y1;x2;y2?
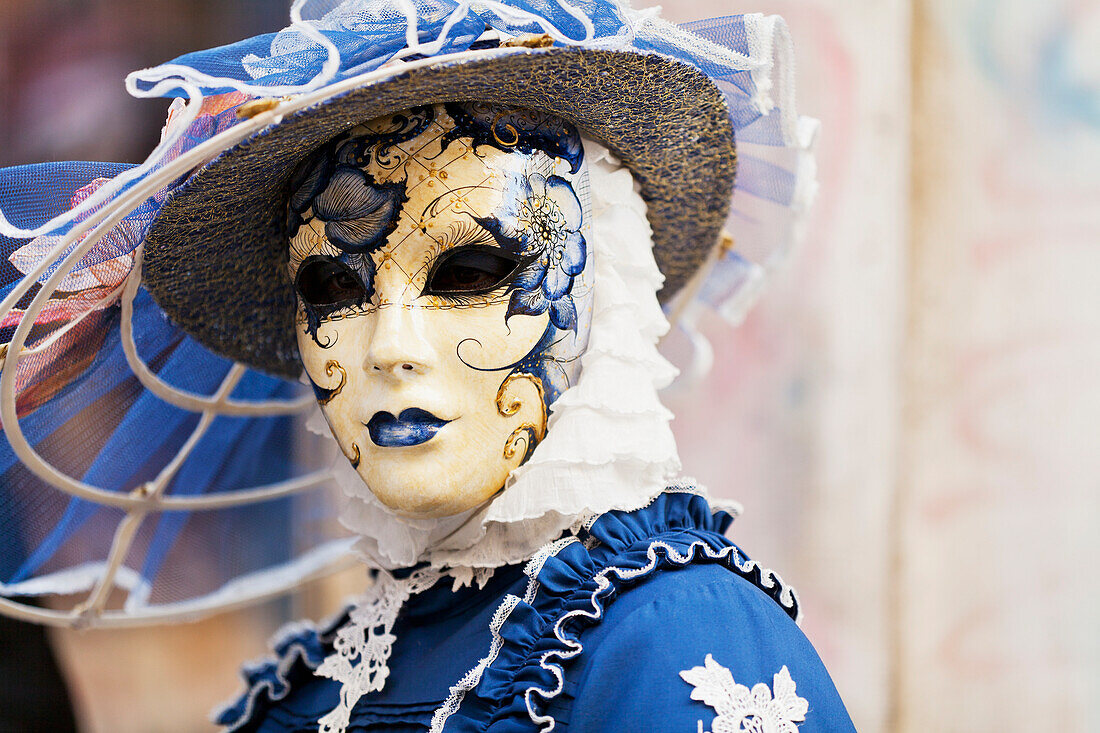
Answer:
218;492;855;732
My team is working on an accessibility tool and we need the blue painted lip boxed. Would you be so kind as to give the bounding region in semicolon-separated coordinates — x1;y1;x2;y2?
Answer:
366;408;451;448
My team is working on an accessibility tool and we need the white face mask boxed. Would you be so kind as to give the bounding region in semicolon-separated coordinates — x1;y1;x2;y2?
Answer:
288;103;594;518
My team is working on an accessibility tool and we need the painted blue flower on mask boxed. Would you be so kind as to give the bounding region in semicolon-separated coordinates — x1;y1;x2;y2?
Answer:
480;173;587;332
307;164;406;253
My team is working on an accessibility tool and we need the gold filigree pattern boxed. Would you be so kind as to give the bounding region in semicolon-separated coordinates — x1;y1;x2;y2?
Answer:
347;442;361;469
503;425;539;462
495;372;544;423
293;294;511;324
317;359;347;406
288;219;342;278
491;111;520;147
495;372;548;461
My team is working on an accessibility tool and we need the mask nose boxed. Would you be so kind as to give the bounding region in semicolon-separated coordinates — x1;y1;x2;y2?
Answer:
363;302;433;378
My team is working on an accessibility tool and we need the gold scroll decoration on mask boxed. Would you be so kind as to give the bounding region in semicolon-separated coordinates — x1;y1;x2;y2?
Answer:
491;111;521;148
317;359;347;406
495;372;548;462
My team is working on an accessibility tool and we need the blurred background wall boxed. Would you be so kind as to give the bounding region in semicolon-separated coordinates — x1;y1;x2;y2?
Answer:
1;0;1097;730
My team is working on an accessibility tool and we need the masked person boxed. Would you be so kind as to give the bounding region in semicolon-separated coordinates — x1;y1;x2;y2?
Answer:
0;1;853;731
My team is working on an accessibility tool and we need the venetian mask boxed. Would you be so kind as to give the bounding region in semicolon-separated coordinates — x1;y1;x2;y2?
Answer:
287;103;594;517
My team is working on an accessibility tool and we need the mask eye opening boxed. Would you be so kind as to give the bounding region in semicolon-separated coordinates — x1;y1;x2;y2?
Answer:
422;244;535;298
294;254;370;310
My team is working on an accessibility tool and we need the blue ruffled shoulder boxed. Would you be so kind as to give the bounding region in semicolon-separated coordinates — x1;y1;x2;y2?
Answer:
442;490;854;732
215;611;348;731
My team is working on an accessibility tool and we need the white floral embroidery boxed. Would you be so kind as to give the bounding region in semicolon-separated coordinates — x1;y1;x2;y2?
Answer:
680;655;808;733
523;538;799;732
316;567;442;733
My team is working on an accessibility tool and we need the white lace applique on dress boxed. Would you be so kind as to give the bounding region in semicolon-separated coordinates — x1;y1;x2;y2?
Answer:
315;567;443;733
679;655;808;733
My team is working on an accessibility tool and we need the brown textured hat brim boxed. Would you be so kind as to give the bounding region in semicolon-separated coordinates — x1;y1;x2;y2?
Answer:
142;46;735;377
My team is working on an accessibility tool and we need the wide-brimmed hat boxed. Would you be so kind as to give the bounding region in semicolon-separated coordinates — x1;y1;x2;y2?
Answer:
130;0;819;379
143;40;735;376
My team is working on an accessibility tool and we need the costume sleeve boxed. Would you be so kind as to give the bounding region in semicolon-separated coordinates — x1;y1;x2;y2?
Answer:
556;563;856;732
